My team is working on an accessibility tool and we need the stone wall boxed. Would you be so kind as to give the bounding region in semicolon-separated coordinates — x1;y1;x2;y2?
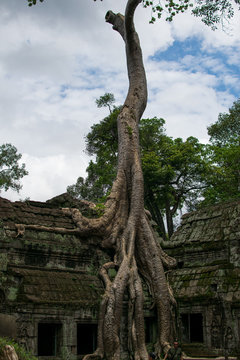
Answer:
0;195;110;360
1;195;240;358
162;200;240;357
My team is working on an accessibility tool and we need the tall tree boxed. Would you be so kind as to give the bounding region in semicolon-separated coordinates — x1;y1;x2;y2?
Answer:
0;143;28;193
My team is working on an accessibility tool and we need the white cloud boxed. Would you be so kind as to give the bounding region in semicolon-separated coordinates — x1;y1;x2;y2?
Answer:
0;0;239;202
2;152;89;202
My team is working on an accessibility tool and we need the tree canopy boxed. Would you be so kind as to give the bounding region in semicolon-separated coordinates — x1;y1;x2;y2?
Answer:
68;95;240;237
68;98;209;239
0;143;28;193
200;99;240;206
207;98;240;146
143;0;240;28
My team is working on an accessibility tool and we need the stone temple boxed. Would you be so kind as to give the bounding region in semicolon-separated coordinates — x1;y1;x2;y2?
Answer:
0;194;239;359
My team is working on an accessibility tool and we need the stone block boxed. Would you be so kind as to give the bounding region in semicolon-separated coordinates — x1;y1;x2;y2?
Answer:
0;314;17;339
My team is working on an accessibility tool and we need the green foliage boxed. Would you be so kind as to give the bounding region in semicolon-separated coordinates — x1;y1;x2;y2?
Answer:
191;0;238;29
0;337;37;360
96;93;116;114
27;0;44;6
67;97;209;238
143;0;240;29
67;106;120;203
140;123;209;237
69;95;240;224
200;99;240;207
207;99;240;146
143;0;193;23
0;143;28;193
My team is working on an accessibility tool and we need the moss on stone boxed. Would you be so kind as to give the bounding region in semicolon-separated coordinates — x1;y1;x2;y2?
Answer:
7;287;18;301
0;254;8;271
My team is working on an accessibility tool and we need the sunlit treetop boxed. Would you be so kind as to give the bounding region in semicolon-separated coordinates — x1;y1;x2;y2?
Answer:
27;0;240;30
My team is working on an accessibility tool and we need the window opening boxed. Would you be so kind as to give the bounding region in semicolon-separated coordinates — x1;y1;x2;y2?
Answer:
38;323;62;356
77;324;97;355
177;261;184;269
238;318;240;347
210;284;218;292
181;313;203;343
0;289;5;304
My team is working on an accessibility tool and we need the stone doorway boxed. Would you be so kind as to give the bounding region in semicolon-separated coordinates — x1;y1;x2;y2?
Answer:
77;323;97;355
145;317;157;344
38;323;62;356
181;313;203;343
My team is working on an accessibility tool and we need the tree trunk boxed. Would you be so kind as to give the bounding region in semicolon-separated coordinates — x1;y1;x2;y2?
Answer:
81;1;177;359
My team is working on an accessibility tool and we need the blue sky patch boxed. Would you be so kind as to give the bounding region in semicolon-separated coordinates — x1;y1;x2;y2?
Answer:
151;37;240;97
151;37;202;62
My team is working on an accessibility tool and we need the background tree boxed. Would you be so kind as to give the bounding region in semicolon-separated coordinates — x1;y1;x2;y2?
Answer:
0;143;28;193
95;93;116;114
140;125;208;238
200;99;240;206
67;105;120;202
208;98;240;146
68;106;209;239
142;0;240;29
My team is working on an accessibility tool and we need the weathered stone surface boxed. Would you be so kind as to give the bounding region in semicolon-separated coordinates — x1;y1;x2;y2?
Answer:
162;200;240;357
1;196;240;358
0;195;109;359
0;314;17;338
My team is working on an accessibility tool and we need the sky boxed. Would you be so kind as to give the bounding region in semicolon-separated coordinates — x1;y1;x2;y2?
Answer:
1;0;240;202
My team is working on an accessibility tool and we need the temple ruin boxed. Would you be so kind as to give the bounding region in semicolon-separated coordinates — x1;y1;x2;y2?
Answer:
0;194;239;359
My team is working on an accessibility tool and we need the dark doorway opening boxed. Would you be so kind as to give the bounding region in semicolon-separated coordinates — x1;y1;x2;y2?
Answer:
181;313;203;343
77;324;97;355
145;317;157;343
38;323;62;356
